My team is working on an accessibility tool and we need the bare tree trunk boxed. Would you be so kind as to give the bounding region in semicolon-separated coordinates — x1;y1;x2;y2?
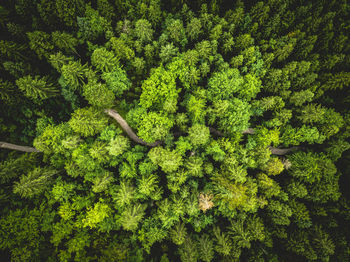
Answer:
1;115;299;156
268;146;299;155
105;109;300;155
0;141;40;153
242;128;255;134
209;127;224;136
105;109;162;147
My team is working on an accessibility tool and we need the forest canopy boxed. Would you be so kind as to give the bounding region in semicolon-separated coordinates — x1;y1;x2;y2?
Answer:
0;0;349;261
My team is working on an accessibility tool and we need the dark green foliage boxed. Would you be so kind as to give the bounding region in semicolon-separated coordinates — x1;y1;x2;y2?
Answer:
0;1;349;261
0;207;43;261
27;31;54;59
51;31;78;54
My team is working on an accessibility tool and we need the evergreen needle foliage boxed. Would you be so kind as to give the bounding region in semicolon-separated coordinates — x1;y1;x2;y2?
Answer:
0;0;349;261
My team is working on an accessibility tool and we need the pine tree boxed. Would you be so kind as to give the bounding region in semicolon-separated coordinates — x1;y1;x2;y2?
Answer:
16;75;58;100
68;107;108;137
121;204;146;231
170;222;187;245
13;167;58;198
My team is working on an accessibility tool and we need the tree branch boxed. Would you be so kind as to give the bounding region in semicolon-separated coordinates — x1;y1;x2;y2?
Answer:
105;109;299;155
242;128;255;134
105;109;162;147
268;146;299;155
0;141;40;153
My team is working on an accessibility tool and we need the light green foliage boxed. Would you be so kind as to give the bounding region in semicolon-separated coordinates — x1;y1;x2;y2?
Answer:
140;66;179;112
159;43;179;64
61;60;88;90
213;174;249;213
58;202;76;221
83;82;115;108
206;140;226;162
121;204;146;231
185;156;203;177
187;96;206;123
263;157;284;176
170;222;187;245
1;2;349;261
137;112;174;143
51;179;76;202
198;234;214;262
107;135;130;156
267;200;292;226
137;173;159;199
167;57;200;89
165;18;187;46
68;107;108;137
138;218;168;253
34;123;72;153
321;72;350;90
112;181;136;208
318;108;344;138
241;74;262;100
229;215;265;249
186;17;202;40
188;124;210;146
49;52;73;72
298;104;326;124
288;152;337;184
0;153;37;183
207;68;244;101
16;75;58;100
83;202;111;228
281;125;325;146
166;169;189;193
257;173;281;198
221;156;248;183
89;141;109;163
91;47;119;72
234;34;254;51
101;67;131;97
213;226;232;256
107;36;135;61
61;135;82;150
289;200;312;228
135;19;154;43
178;237;199;262
286;181;308;199
289;90;314;106
92;171;113;193
210;98;251;135
250;127;280;148
13;167;58;198
254;96;285;112
149;147;183;173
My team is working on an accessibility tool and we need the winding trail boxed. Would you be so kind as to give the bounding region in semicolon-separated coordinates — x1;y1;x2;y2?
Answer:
0;109;299;156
